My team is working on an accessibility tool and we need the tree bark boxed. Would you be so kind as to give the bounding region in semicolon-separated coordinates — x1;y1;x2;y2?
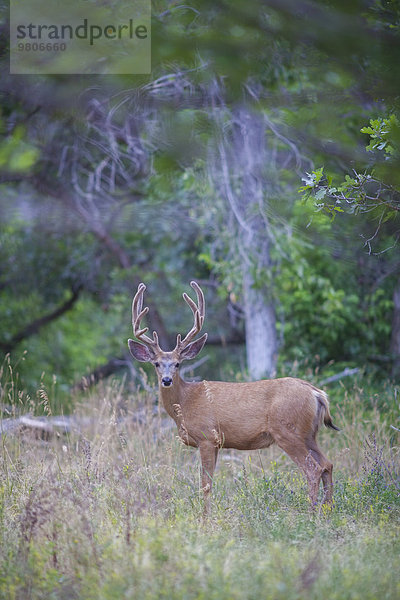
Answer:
232;109;278;378
210;104;279;378
242;265;277;378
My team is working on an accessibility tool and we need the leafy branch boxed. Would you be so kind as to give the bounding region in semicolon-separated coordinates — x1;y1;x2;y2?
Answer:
299;114;400;222
300;167;400;216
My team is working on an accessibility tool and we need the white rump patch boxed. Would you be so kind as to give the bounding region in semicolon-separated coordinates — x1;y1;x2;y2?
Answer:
312;388;329;429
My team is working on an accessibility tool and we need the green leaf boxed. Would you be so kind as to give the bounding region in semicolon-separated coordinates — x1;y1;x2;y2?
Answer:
315;187;327;200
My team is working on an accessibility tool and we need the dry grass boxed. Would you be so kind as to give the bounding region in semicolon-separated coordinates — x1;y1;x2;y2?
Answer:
0;375;399;599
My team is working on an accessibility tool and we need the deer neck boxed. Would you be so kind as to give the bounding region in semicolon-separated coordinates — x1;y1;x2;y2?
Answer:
158;376;188;419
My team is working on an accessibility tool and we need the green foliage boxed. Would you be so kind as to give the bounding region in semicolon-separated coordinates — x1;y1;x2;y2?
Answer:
1;0;400;388
300;112;400;222
361;114;400;156
24;296;125;387
270;198;394;368
0;115;39;173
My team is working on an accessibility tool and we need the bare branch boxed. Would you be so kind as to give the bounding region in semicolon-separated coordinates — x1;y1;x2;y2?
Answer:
318;367;360;386
0;286;82;354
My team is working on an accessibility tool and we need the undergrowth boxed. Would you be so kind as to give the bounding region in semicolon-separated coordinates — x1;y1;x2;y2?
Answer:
0;370;399;600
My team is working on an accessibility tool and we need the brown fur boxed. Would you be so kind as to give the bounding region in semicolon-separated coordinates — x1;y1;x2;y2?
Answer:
155;367;338;514
128;282;339;515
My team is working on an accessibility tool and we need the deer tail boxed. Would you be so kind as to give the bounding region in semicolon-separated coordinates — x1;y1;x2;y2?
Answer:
313;389;340;432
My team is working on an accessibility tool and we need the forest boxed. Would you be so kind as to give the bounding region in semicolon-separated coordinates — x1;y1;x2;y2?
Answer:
1;0;400;391
0;1;399;599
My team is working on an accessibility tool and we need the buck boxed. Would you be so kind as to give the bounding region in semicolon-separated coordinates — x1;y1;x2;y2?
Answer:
128;281;339;514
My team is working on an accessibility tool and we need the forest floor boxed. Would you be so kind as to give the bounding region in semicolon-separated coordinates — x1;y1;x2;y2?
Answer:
0;376;399;600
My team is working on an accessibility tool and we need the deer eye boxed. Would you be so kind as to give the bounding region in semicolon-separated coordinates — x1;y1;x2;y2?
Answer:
175;362;180;368
155;362;160;368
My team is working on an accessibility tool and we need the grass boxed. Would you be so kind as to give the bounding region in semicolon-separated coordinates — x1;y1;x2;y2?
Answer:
0;372;399;600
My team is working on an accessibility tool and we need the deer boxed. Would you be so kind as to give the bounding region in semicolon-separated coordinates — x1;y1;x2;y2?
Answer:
128;281;340;515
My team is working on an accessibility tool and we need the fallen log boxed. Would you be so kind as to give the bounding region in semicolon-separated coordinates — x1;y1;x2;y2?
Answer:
0;408;174;439
0;414;93;439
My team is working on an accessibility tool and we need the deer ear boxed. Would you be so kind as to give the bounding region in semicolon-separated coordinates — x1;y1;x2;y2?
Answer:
128;339;154;363
179;333;208;361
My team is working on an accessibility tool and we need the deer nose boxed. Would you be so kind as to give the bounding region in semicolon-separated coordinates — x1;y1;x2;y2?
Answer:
162;377;173;387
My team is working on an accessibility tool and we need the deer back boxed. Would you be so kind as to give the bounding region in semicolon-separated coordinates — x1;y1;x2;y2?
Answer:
175;377;327;451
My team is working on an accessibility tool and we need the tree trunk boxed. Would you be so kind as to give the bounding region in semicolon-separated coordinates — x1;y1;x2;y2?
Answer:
242;266;277;378
209;102;279;379
234;110;277;379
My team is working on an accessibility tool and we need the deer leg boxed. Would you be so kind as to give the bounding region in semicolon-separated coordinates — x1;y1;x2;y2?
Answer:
199;443;218;517
304;452;324;507
321;461;333;504
307;439;334;505
274;437;325;507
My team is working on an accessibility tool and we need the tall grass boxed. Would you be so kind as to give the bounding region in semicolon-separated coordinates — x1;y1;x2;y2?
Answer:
0;370;399;600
